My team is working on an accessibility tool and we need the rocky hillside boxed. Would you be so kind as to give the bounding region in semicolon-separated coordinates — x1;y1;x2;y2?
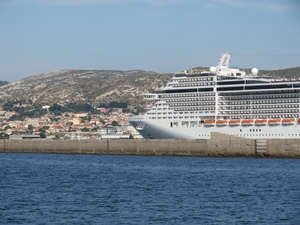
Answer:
0;70;172;109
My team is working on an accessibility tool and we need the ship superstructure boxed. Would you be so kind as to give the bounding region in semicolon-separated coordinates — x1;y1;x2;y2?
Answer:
129;53;300;139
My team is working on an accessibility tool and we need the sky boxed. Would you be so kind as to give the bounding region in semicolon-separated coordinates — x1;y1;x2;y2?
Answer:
0;0;300;82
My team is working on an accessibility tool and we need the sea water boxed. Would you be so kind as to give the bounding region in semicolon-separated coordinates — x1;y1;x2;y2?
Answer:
0;153;300;225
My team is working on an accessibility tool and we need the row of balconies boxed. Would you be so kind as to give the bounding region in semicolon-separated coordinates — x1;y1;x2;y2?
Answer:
166;98;215;103
160;92;215;98
170;82;214;88
219;105;299;110
219;99;299;105
219;94;299;100
169;103;215;107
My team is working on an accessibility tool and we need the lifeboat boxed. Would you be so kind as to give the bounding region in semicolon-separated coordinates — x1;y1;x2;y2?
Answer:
229;119;241;126
282;118;295;125
216;119;228;126
242;119;254;126
268;118;281;126
255;119;267;126
298;118;300;124
204;119;215;126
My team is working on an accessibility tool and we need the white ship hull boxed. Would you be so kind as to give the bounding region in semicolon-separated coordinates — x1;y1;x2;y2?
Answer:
129;53;300;139
129;116;300;139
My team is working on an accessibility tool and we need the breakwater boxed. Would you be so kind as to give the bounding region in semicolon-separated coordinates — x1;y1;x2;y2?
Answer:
1;133;300;158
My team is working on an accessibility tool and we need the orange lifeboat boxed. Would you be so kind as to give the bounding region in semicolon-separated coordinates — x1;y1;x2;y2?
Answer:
216;119;228;126
229;119;241;126
282;118;295;125
255;119;267;126
242;119;254;126
204;119;215;126
268;118;281;126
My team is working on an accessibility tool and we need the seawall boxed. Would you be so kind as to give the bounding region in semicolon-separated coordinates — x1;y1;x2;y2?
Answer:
1;133;300;158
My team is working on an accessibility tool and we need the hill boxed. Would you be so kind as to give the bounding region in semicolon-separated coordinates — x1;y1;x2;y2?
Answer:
247;67;300;78
0;70;172;111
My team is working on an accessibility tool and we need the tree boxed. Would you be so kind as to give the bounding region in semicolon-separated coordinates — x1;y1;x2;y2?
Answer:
122;108;130;113
49;103;62;112
97;103;107;108
43;126;50;130
4;125;11;130
39;132;46;138
111;121;119;126
28;125;34;134
108;101;128;108
0;132;5;139
81;127;90;132
91;127;98;132
53;110;62;116
38;128;46;133
0;80;9;86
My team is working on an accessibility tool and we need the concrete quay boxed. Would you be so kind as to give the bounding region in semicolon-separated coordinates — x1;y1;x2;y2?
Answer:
1;133;300;158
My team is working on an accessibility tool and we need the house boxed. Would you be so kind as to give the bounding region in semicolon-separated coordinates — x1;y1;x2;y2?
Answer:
73;123;94;130
27;119;39;127
74;113;88;118
98;125;117;135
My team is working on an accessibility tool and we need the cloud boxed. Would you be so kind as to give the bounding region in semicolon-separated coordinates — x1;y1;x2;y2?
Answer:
11;0;193;7
144;0;194;7
208;0;299;12
8;0;300;13
7;0;299;10
19;0;129;7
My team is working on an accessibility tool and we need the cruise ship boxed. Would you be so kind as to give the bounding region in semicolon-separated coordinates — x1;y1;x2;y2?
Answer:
129;53;300;139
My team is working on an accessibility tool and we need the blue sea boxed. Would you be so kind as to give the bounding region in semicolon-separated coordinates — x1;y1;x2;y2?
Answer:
0;153;300;225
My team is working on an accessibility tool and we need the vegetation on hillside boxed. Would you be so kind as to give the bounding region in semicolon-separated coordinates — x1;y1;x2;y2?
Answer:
0;80;9;86
260;67;300;78
3;99;133;120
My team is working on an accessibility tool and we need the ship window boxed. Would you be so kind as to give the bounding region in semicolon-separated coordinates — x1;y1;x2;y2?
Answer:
182;121;189;127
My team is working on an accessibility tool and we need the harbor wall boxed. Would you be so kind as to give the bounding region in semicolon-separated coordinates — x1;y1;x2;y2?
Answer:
0;133;299;158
